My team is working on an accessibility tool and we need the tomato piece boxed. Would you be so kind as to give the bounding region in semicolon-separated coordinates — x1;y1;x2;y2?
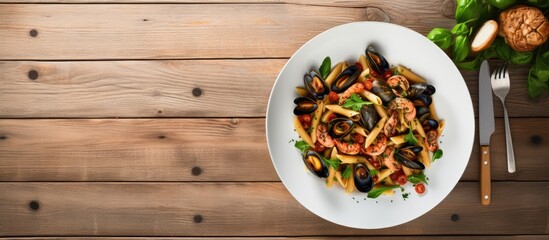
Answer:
302;122;311;130
328;91;339;103
372;175;379;183
390;172;399;180
397;174;408;185
301;114;312;123
372;160;381;169
384;70;392;79
327;113;337;122
415;183;426;194
353;134;365;144
364;79;373;91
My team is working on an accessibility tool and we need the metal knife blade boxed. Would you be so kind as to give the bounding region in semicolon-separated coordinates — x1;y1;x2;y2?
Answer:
479;60;493;206
479;60;494;145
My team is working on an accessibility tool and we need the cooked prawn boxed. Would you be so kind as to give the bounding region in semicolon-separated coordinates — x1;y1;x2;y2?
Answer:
381;146;401;171
362;134;387;156
334;139;361;155
388;97;416;122
338;83;364;104
386;75;410;97
383;111;399;137
425;129;439;152
316;124;334;148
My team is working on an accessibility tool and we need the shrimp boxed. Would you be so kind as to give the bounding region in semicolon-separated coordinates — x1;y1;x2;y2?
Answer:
334;139;361;155
383;111;399;137
362;134;387;156
338;83;364;104
425;129;439;152
388;97;416;122
386;75;410;97
381;146;401;171
316;124;334;148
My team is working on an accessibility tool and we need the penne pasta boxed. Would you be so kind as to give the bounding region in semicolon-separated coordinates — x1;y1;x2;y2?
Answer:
320;110;334;123
345;167;355;193
358;68;370;83
334;171;346;188
402;166;413;176
397;65;427;83
353;125;368;137
325;62;344;87
310;100;325;143
374;104;388;119
359;54;368;71
389;134;407;145
295;86;308;97
294;116;314;147
413;118;426;138
417;136;431;168
375;168;394;184
326;167;336;188
437;119;445;136
337;154;372;169
359;90;383;105
325;105;361;121
364;117;387;148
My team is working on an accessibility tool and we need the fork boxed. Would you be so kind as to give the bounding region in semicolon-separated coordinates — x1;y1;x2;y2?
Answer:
491;63;516;173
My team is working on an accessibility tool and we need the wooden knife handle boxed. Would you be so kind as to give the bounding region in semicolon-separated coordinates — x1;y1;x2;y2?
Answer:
480;145;491;205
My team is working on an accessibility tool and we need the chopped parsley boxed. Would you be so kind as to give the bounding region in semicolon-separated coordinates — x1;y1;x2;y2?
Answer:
294;140;310;154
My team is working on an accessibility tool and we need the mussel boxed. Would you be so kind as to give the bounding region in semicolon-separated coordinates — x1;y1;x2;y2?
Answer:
422;119;439;131
394;146;425;170
365;46;390;78
371;79;395;103
412;94;432;107
303;151;329;178
304;70;330;100
360;104;379;131
328;118;354;139
293;97;318;115
354;163;374;193
416;106;431;123
331;65;360;93
423;85;436;95
408;83;428;99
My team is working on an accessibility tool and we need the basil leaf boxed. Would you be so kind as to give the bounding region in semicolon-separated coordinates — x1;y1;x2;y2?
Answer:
527;43;549;99
455;0;482;23
453;35;470;62
294;140;310;154
369;169;378;176
404;127;418;145
451;23;470;36
427;28;453;49
320;155;340;170
524;0;549;8
367;185;400;199
488;0;517;9
432;149;444;162
408;172;429;185
342;165;352;179
319;57;331;79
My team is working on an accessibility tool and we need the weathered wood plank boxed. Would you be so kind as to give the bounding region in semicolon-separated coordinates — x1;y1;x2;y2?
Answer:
0;3;454;60
1;61;548;118
0;182;547;236
3;236;549;240
0;118;547;181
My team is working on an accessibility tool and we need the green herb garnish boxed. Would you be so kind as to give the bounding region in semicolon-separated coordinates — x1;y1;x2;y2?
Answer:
369;169;378;176
367;185;400;199
294;140;310;154
342;165;352;179
319;57;331;79
402;192;410;200
319;155;340;170
408;172;429;185
404;126;418;145
342;94;372;111
432;149;444;162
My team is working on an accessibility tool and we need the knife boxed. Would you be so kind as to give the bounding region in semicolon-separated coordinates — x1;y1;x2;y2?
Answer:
479;60;494;206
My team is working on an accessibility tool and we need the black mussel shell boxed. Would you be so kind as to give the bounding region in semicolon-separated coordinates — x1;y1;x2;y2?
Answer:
303;151;329;178
416;106;431;123
413;94;432;107
372;79;395;103
408;83;428;99
304;70;330;100
360;104;379;131
394;147;425;170
293;97;318;115
423;85;436;95
331;65;360;93
328;118;354;139
422;119;439;131
354;163;374;193
365;46;390;78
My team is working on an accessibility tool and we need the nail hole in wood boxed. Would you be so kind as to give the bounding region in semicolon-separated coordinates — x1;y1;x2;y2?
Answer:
0;135;6;140
192;88;202;97
192;166;202;176
28;70;39;80
157;110;162;114
158;135;166;139
530;135;542;145
143;19;149;21
29;200;40;211
451;214;459;222
193;214;203;223
29;29;38;37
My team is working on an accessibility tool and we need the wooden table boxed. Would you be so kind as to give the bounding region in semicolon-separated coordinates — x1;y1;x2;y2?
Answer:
1;0;548;238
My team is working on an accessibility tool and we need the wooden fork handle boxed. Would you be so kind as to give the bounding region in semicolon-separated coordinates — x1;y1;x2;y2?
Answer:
480;145;491;205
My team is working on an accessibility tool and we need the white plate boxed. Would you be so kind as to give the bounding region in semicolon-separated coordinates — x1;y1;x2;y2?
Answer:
265;22;474;229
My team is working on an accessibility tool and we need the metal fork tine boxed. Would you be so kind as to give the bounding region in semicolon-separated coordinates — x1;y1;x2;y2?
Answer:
495;64;502;79
502;62;509;79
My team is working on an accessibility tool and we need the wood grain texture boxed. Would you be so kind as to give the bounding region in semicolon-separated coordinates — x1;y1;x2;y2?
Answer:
3;237;549;240
1;61;548;118
0;182;548;236
0;3;454;60
1;118;547;181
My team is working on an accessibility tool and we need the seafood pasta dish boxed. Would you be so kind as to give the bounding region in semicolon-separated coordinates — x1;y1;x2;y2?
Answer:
293;45;444;198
